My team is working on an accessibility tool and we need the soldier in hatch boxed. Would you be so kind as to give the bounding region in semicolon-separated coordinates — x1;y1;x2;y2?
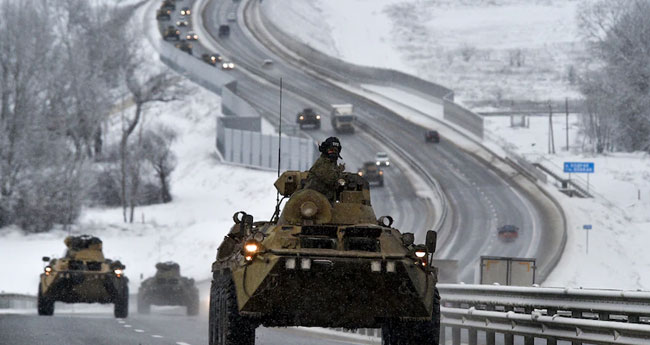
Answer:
303;137;345;202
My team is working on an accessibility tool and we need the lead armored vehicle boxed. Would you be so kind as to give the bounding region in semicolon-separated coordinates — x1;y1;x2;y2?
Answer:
209;170;440;345
38;235;128;318
138;261;199;316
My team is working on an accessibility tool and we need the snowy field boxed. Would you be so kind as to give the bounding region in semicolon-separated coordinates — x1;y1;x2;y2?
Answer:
264;0;585;107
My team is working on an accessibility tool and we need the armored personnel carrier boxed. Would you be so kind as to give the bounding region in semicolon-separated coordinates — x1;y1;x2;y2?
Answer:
209;170;440;345
138;261;199;316
38;235;128;318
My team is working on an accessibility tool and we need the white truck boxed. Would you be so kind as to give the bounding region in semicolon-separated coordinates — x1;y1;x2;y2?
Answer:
330;104;356;133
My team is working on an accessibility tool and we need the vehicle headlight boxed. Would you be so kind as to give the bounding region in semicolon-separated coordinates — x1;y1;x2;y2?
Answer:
300;201;318;218
229;63;234;68
376;161;380;165
379;170;383;175
299;115;304;120
414;250;426;258
244;242;259;254
114;269;123;277
386;161;390;166
316;115;321;120
44;266;52;275
358;171;363;176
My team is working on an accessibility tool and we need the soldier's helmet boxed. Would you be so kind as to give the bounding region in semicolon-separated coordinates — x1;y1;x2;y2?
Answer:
319;137;342;158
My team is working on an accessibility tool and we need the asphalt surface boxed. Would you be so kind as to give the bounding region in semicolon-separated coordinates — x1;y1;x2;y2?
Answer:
0;307;376;345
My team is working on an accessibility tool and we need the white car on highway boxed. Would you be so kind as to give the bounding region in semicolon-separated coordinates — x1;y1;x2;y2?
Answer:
375;152;390;167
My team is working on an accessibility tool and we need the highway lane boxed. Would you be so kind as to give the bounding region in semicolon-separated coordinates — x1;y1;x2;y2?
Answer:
200;0;554;283
0;308;376;345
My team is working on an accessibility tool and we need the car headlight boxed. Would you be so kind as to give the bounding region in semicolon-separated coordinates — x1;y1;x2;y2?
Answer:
386;161;390;166
299;115;304;120
229;63;234;68
376;161;380;165
316;115;321;120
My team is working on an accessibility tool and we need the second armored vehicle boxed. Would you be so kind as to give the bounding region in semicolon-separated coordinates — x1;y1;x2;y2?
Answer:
296;107;321;129
138;262;199;316
38;235;129;318
358;161;384;187
209;169;440;344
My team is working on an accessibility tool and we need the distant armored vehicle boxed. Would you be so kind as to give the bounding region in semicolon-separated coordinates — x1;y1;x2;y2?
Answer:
296;107;321;129
138;262;199;316
156;8;171;21
175;40;192;54
38;235;128;318
218;24;230;37
202;53;222;66
163;26;180;41
209;168;440;344
358;161;384;187
330;104;355;133
375;151;391;167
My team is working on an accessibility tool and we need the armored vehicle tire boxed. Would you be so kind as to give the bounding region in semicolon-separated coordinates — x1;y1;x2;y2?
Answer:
187;294;199;316
37;284;54;316
381;288;440;345
114;283;129;318
137;294;150;314
209;272;256;345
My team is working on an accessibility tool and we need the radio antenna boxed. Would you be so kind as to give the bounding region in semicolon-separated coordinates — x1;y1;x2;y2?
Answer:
272;78;283;222
277;77;283;177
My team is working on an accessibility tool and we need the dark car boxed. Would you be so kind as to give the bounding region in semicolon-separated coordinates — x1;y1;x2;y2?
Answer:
218;24;230;37
358;161;384;187
498;225;519;242
425;130;440;143
163;26;180;41
156;9;171;21
202;53;222;66
175;40;192;55
296;107;321;129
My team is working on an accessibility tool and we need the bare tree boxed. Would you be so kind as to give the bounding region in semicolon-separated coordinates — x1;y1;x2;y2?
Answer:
141;126;177;203
121;67;181;222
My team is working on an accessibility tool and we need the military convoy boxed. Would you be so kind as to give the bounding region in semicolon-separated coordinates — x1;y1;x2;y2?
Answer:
138;262;199;316
38;235;129;318
209;170;440;345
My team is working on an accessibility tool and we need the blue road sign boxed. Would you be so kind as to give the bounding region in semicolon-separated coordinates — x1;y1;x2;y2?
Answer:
564;162;594;173
583;224;592;230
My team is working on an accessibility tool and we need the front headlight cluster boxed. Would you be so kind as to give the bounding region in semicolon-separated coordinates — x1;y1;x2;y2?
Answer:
44;266;52;276
114;269;123;277
242;240;263;262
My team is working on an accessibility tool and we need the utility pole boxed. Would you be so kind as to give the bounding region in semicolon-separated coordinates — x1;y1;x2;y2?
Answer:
565;97;570;151
548;103;556;154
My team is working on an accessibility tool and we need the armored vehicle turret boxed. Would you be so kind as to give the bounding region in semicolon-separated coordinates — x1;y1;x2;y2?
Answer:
209;170;440;345
138;261;199;316
38;235;129;318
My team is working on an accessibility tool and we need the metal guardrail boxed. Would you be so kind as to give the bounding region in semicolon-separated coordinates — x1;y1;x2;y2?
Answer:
439;284;650;345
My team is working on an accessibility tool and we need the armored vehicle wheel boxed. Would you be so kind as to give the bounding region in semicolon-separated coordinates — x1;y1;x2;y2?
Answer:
187;293;199;316
381;288;440;345
37;284;54;316
137;294;150;314
114;282;129;318
209;272;256;345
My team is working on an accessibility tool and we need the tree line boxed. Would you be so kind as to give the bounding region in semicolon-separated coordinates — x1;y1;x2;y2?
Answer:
579;0;650;153
0;0;182;232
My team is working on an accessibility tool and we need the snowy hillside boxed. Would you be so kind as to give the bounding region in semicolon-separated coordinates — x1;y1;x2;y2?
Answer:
264;0;585;107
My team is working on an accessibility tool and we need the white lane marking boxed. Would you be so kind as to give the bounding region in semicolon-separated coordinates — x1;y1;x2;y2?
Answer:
124;324;132;328
134;329;144;333
152;335;164;338
176;342;192;345
117;320;125;324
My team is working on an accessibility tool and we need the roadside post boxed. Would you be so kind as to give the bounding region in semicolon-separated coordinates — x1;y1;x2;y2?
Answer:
583;224;592;254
